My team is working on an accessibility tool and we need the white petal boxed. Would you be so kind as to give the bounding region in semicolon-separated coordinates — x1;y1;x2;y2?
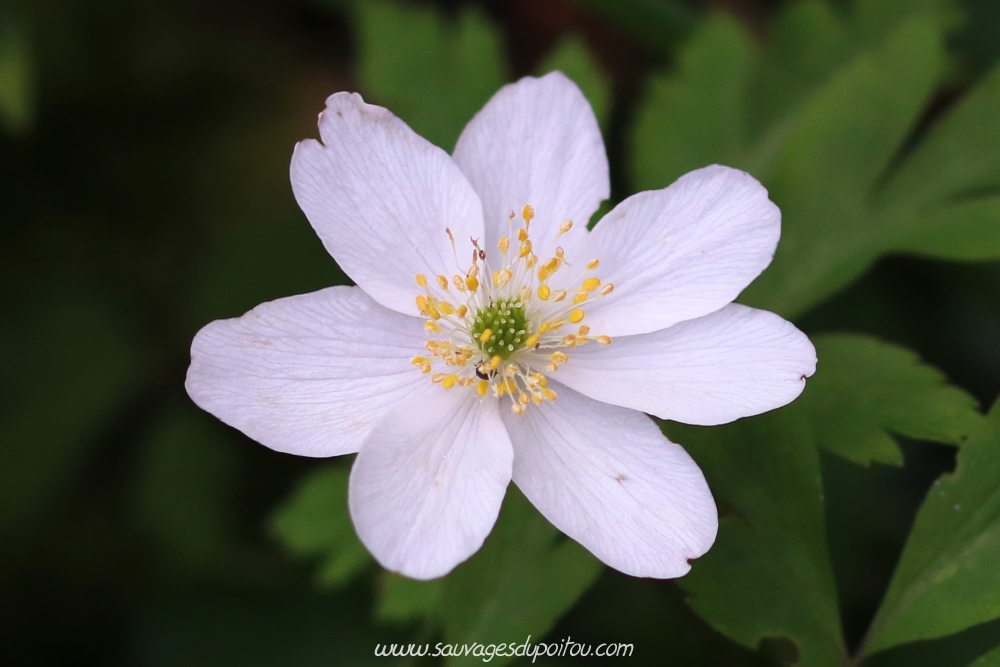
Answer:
555;304;816;426
186;286;433;457
576;165;780;336
290;92;484;316
349;391;513;580
452;71;609;263
503;382;717;578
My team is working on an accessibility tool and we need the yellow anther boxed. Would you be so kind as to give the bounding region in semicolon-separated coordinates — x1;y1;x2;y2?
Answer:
543;388;557;401
489;355;502;370
519;392;529;405
517;228;528;242
416;295;429;313
551;351;569;364
431;373;445;384
587;259;599;270
477;379;489;397
504;364;517;378
601;283;614;296
453;275;466;292
438;301;456;315
568;309;585;324
538;266;550;282
457;305;468;317
437;275;449;290
512;403;525;415
466;275;479;292
553;290;567;302
578;325;590;335
427;305;441;320
545;257;560;273
519;241;532;258
494;269;512;287
442;374;458;389
499;236;510;253
496;382;508;397
416;274;428;288
559;220;573;235
537;285;551;301
522;204;534;223
524;334;539;349
537;374;548;388
563;335;577;347
582;277;601;291
425;321;441;333
596;335;612;345
505;379;516;394
420;363;432;374
573;292;589;304
411;356;428;365
532;393;543;404
479;328;493;343
537;321;551;334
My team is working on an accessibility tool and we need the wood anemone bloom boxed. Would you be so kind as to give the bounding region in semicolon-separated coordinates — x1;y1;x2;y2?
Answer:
186;72;817;580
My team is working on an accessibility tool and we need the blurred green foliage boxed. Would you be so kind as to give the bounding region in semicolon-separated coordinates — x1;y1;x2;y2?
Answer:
3;0;1000;665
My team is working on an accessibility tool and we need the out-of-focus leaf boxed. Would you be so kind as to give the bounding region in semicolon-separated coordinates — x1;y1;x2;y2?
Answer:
377;572;443;624
666;409;845;667
802;335;982;466
975;644;1000;667
630;2;1000;321
864;402;1000;654
741;14;947;315
863;617;1000;667
575;0;697;53
631;16;755;191
0;293;144;539
376;487;602;667
537;37;612;129
0;4;34;134
271;464;372;588
133;406;242;572
357;0;505;151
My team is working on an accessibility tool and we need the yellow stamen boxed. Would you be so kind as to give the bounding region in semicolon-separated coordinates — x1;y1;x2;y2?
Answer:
582;277;601;291
411;356;428;365
522;204;534;223
519;241;532;258
578;325;590;335
568;309;585;324
416;295;429;313
596;335;612;345
425;321;441;333
489;355;502;370
553;290;567;302
559;220;573;235
427;305;441;320
431;373;445;384
466;275;479;292
587;259;599;270
437;275;448;290
416;274;428;288
479;328;493;343
573;292;589;304
524;334;539;349
477;379;489;396
512;403;525;415
442;374;457;389
499;236;509;253
537;285;551;301
601;283;614;296
453;275;466;292
543;389;557;401
438;301;455;315
551;351;569;364
457;305;467;317
517;228;528;242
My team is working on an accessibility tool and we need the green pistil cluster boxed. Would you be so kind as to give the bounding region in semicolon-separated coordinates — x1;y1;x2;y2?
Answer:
472;299;528;359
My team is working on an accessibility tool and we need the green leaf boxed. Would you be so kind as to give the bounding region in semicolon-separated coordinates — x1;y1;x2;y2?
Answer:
741;13;947;316
271;464;372;588
376;487;602;667
667;407;845;667
537;37;612;130
132;406;243;572
0;293;145;540
801;335;982;466
631;16;756;192
357;0;505;151
0;3;34;135
975;645;1000;667
574;0;696;53
864;402;1000;654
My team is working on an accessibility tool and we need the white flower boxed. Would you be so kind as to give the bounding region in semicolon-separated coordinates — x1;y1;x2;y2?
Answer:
186;72;816;581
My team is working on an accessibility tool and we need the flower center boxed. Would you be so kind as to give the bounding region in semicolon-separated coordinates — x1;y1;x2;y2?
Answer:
472;299;528;359
410;205;614;415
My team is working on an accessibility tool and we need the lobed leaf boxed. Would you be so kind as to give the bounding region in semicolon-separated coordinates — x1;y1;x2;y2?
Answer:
864;402;1000;654
801;335;982;466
